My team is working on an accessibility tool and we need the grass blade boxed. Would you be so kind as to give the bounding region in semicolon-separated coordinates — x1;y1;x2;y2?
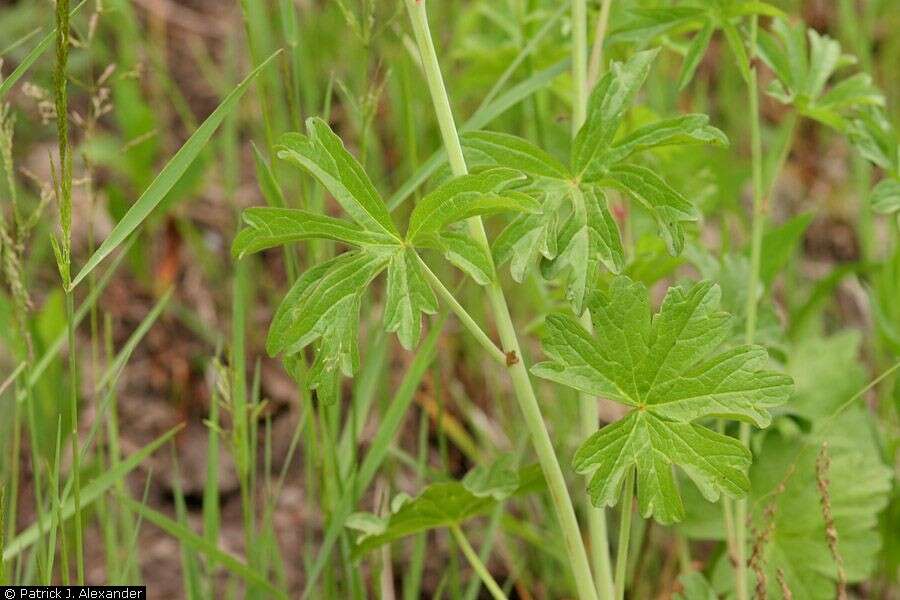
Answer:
0;0;87;100
120;496;287;599
301;312;448;598
69;50;281;290
2;424;182;560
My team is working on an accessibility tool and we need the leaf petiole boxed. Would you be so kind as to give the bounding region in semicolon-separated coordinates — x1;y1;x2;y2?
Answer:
449;524;509;600
415;253;507;366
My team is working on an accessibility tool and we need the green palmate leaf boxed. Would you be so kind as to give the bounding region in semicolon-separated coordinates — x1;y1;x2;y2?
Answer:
492;193;562;282
266;251;389;397
678;18;714;90
757;19;884;130
599;114;729;167
870;178;900;215
350;482;496;556
461;454;521;500
604;164;699;254
435;226;495;285
348;463;541;558
277;118;400;237
405;168;537;244
384;247;438;349
737;409;891;600
231;207;398;258
533;276;792;523
572;49;659;176
848;107;898;172
460;131;571;183
541;187;624;313
785;331;866;422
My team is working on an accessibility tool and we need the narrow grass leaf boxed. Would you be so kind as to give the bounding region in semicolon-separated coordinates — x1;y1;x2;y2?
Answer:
69;51;281;290
3;425;182;560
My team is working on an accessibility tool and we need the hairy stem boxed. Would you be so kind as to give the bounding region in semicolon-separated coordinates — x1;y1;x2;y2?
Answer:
404;3;598;599
450;525;508;600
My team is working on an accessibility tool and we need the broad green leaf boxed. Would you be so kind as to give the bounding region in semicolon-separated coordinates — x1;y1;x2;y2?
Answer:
574;410;750;524
736;410;890;599
435;226;495;285
600;114;728;167
349;464;542;557
462;454;520;500
785;331;866;422
572;49;660;175
677;17;714;90
676;572;717;600
460;131;571;182
69;51;280;290
232;207;398;258
870;178;900;214
533;276;792;523
406;168;537;243
277;118;400;237
350;482;495;555
492;193;562;282
604;164;698;254
384;248;438;349
541;187;624;313
266;251;389;357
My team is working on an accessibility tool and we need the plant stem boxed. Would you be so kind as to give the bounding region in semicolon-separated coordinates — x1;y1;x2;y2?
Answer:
587;0;614;89
416;255;508;366
735;21;764;600
65;290;84;584
572;4;615;595
404;3;598;599
571;0;588;137
614;468;635;600
450;525;508;600
55;0;84;583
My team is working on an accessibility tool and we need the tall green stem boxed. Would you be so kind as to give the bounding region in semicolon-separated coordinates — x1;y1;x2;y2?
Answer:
404;3;598;599
55;0;83;583
450;525;508;600
572;3;614;595
571;0;588;137
614;469;635;600
735;21;764;600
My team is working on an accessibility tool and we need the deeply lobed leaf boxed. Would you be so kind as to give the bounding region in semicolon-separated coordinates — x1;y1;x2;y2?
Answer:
533;276;793;522
276;118;400;237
